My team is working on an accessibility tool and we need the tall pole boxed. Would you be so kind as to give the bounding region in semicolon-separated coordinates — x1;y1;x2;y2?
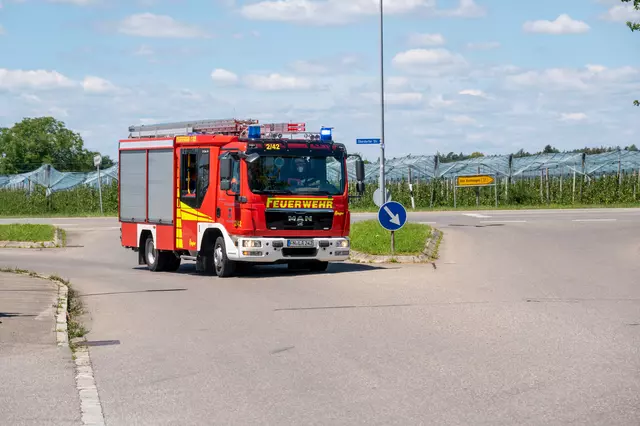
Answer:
379;0;386;204
97;164;104;216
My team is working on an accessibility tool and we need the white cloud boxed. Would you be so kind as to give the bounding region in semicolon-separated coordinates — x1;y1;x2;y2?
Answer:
117;13;211;38
83;76;118;94
244;73;314;91
445;114;478;125
560;112;588;121
392;48;467;75
288;54;366;75
240;0;484;25
466;41;500;50
459;89;488;98
0;69;76;90
600;3;640;22
387;76;410;90
523;14;590;34
408;33;445;46
436;0;485;18
46;0;96;4
505;65;638;91
361;91;423;106
210;69;239;85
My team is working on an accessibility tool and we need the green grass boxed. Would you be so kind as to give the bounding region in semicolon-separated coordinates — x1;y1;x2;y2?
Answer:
350;219;431;256
0;224;55;242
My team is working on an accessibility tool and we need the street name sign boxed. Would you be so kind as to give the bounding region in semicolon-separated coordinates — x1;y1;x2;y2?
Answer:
456;175;495;187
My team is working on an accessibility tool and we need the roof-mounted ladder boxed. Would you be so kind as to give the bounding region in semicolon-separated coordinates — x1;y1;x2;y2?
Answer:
127;118;307;139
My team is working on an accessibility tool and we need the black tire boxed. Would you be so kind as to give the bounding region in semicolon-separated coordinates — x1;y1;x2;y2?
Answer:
213;236;236;278
144;235;172;272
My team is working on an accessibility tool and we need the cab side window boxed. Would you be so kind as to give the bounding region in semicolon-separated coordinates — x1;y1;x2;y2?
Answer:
180;149;209;209
231;158;240;193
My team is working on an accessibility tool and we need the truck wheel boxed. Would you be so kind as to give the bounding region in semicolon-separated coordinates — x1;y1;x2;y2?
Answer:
144;234;171;272
213;236;236;278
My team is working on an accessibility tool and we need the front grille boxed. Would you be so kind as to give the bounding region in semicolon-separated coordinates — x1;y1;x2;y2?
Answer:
282;248;318;257
265;210;334;231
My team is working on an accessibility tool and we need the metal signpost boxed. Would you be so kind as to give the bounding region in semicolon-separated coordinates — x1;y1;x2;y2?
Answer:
454;174;498;208
379;0;386;207
94;154;104;216
377;201;407;256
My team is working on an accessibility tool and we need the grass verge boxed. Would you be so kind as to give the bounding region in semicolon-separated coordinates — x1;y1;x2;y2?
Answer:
0;224;56;242
350;219;431;256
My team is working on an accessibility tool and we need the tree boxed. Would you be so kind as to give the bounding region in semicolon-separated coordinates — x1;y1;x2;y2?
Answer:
622;0;640;106
0;117;113;174
542;144;560;154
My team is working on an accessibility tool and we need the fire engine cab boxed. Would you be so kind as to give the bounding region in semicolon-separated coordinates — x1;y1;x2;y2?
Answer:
118;118;366;277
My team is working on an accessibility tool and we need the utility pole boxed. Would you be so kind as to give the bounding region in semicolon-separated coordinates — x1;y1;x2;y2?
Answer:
379;0;386;204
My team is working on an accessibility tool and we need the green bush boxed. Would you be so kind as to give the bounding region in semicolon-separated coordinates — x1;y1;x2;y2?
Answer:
0;183;118;216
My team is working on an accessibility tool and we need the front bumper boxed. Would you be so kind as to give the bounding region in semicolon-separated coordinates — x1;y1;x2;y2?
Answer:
230;237;350;263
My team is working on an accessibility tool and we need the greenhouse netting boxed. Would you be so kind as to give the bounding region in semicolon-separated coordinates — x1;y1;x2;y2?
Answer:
2;150;640;193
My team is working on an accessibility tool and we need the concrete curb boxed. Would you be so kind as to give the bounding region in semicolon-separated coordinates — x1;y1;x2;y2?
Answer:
73;345;106;425
0;227;65;249
56;282;69;347
349;227;443;264
9;270;105;425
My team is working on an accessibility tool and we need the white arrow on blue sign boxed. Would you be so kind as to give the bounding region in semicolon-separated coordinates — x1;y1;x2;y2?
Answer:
377;201;407;231
356;138;381;145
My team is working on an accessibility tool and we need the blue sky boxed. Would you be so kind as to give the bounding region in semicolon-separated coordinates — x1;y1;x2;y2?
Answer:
1;0;639;163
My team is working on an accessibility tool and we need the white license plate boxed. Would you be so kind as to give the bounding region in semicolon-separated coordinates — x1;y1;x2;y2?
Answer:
287;239;314;248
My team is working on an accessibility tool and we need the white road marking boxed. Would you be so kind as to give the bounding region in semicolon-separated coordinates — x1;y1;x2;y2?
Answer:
480;220;527;223
572;219;617;222
463;213;492;218
71;227;120;231
417;221;437;225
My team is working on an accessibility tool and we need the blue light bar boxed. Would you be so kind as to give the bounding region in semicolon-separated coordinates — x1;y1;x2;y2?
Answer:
247;125;261;139
320;127;332;142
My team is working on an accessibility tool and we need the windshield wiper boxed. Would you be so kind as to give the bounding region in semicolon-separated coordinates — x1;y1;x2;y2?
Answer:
254;189;293;194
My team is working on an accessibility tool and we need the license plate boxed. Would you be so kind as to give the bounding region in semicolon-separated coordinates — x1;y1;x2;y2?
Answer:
287;239;314;248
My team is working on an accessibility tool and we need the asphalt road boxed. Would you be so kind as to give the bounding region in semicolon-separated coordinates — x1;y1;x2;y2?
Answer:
1;209;640;425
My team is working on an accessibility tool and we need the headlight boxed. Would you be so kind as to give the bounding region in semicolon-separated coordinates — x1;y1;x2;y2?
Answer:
338;239;350;248
242;240;262;248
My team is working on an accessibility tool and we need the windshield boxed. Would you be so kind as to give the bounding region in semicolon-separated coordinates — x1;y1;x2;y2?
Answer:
248;155;345;196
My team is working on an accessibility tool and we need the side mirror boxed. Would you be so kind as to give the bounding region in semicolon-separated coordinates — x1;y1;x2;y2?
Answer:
219;157;232;180
355;159;365;194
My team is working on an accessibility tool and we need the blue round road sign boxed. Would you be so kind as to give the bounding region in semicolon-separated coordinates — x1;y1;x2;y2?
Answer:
377;201;408;231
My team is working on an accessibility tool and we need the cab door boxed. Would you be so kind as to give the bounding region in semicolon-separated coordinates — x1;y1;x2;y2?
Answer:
177;147;211;252
217;154;242;231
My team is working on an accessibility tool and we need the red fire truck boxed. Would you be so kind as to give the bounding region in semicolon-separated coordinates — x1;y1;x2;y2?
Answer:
118;118;366;277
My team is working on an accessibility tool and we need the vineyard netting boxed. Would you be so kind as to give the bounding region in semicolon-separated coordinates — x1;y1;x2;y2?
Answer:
1;150;640;214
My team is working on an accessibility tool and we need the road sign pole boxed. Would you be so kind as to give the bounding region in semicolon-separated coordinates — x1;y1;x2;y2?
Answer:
94;154;104;216
379;0;386;205
378;201;407;258
97;164;104;216
391;231;395;256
